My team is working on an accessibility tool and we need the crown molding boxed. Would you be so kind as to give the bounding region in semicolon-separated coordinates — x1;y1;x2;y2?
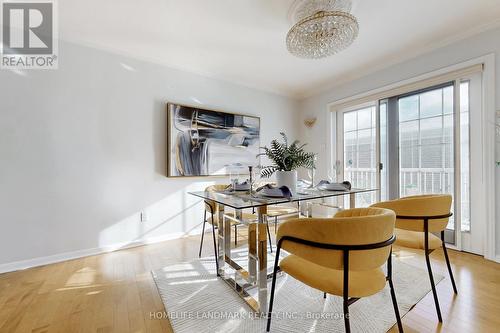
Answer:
298;18;500;100
57;37;298;100
59;17;500;102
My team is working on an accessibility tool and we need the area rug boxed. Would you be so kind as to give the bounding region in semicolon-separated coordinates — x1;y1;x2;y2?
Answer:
152;248;443;332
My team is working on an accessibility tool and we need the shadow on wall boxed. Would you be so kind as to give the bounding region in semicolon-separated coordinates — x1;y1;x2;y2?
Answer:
97;94;222;255
98;182;216;253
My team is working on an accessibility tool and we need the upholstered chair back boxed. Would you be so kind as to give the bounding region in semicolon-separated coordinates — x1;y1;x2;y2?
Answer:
204;185;228;213
371;194;452;232
276;208;395;271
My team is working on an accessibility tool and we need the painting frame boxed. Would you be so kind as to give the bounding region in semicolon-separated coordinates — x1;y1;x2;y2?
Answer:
166;102;261;178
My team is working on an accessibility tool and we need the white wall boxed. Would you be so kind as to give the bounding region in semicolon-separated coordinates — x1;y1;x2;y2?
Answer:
299;27;500;257
0;41;300;271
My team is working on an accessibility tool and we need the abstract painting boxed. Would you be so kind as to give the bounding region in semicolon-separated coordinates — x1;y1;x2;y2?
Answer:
167;103;260;177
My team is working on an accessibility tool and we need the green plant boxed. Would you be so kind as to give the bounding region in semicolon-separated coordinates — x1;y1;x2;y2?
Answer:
258;132;316;178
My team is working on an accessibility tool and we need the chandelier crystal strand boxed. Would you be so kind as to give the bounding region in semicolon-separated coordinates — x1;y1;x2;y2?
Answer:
293;0;352;22
286;10;358;59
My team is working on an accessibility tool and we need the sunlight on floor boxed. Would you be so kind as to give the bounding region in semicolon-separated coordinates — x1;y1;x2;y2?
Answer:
168;278;218;286
393;249;417;261
64;266;96;287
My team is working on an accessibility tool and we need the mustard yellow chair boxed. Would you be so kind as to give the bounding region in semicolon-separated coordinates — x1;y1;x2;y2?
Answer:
371;194;457;322
267;208;403;333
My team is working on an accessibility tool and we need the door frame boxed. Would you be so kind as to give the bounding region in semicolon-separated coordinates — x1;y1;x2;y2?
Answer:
325;54;497;262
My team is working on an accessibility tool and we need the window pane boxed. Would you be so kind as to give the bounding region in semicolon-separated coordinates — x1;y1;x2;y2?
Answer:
400;170;419;196
357;108;372;129
357;129;373;150
400;121;419;147
399;95;419;121
345;150;356;169
443;114;453;144
358;150;373;168
344;131;356;151
380;101;388;201
343;106;377;207
444;143;453;168
460;82;470;112
420;117;443;146
400;146;419;168
344;111;357;132
420;89;443;118
399;85;455;210
443;86;453;115
460;81;470;231
421;144;442;168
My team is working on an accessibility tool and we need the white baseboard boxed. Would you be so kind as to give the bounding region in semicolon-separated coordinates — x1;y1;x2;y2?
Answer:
0;230;202;274
495;255;500;264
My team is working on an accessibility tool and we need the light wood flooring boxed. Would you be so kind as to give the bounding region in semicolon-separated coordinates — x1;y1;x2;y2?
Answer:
1;227;499;333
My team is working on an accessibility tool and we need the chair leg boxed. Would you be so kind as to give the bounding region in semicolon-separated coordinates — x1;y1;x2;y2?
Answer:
198;211;207;258
387;248;403;332
343;250;351;333
274;216;278;234
389;278;404;332
323;292;327;299
424;221;442;322
266;247;281;332
343;298;351;333
210;213;219;275
425;250;442;322
424;249;442;322
441;231;458;294
266;222;273;253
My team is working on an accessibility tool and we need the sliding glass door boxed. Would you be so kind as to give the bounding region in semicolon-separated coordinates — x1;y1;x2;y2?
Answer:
336;104;380;207
342;106;378;207
335;74;483;253
398;85;454;199
397;84;457;241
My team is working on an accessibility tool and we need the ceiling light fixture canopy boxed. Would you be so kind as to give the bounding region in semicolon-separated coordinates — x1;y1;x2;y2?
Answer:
287;0;359;59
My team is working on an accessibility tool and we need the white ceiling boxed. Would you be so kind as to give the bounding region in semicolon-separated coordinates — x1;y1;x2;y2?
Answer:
60;0;500;99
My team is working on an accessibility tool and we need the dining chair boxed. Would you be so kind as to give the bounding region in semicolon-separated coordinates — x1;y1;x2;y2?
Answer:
371;194;457;322
252;181;298;241
266;204;300;233
267;207;403;333
198;185;270;263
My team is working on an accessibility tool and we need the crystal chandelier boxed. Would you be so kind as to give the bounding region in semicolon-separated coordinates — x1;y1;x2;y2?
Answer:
287;0;359;59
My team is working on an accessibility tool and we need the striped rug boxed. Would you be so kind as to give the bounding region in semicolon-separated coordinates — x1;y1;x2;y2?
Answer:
152;248;443;332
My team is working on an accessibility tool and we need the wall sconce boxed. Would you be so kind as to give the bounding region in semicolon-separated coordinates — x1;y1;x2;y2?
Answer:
304;117;317;128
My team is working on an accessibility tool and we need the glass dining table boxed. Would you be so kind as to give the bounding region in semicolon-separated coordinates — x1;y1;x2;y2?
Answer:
188;187;378;314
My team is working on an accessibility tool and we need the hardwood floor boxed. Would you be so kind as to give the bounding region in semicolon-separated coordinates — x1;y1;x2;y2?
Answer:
1;228;499;333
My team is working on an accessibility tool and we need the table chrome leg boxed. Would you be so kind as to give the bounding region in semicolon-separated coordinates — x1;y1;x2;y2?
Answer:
235;209;242;246
217;205;226;277
307;202;313;217
257;206;268;313
248;223;257;284
224;208;231;272
349;192;356;209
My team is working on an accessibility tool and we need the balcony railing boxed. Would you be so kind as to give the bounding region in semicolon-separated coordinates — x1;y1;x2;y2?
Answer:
345;167;470;230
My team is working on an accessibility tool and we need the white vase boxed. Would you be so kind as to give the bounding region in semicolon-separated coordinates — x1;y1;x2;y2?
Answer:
276;170;297;195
